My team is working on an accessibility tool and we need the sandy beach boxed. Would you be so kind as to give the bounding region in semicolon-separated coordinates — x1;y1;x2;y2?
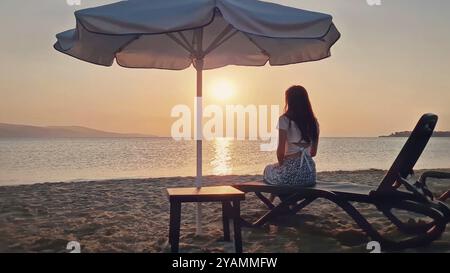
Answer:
0;169;449;253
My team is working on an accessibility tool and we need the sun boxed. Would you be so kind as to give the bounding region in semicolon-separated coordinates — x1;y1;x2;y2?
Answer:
211;80;235;101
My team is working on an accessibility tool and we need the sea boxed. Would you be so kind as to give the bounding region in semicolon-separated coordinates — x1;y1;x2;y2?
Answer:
0;137;449;186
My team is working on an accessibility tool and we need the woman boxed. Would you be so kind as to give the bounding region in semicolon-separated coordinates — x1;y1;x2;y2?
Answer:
264;85;319;186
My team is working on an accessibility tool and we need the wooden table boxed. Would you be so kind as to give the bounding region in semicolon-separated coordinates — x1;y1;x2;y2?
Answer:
167;186;245;253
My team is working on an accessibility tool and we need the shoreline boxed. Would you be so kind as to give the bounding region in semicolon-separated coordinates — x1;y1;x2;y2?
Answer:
2;168;450;188
0;169;449;253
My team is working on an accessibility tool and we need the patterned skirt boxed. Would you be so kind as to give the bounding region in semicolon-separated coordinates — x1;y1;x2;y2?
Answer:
263;153;316;186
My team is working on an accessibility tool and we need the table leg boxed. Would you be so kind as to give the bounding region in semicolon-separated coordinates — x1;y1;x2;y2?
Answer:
232;200;243;253
169;201;181;253
222;201;231;242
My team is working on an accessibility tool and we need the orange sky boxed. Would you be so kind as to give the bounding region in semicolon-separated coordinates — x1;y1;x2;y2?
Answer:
0;0;449;137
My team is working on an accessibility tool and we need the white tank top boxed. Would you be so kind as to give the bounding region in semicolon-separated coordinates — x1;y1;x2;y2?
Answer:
277;115;315;156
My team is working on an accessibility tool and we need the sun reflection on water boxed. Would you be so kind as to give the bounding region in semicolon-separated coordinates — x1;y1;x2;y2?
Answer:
210;137;233;175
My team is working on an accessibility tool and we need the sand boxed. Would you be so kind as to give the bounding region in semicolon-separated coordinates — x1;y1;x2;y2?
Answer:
0;169;449;253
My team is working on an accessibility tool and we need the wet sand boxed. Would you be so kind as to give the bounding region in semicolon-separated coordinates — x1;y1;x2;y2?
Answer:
0;169;449;253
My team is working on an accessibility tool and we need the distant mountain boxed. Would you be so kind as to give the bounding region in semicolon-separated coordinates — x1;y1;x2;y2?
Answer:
380;131;450;137
0;123;157;138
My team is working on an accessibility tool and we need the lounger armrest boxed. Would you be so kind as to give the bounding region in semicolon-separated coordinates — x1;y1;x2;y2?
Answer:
417;171;450;202
419;171;450;184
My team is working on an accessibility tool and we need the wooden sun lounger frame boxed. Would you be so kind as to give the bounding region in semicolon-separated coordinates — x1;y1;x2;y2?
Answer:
233;114;450;250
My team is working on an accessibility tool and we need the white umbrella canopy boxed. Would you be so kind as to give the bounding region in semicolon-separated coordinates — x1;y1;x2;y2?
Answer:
55;0;340;69
55;0;340;235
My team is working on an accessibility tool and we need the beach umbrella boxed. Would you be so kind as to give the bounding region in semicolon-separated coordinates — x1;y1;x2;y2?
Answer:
54;0;340;234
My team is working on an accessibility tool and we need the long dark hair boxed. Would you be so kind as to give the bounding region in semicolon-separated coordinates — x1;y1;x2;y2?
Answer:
284;85;318;143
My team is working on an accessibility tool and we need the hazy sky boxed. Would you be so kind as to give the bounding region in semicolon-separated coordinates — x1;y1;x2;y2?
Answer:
0;0;449;137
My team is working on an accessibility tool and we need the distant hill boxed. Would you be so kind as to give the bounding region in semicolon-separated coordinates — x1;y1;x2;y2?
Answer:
0;123;157;138
380;131;450;137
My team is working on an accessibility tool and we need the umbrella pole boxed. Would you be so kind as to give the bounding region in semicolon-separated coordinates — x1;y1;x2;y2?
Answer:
195;59;204;235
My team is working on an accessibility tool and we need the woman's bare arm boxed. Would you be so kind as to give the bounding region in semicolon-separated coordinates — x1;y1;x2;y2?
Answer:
277;129;287;165
310;123;320;157
310;138;319;157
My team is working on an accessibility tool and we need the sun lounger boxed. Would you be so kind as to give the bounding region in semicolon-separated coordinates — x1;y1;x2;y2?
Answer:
233;114;450;250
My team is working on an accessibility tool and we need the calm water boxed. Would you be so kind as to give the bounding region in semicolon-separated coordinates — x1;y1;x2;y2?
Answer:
0;137;449;185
